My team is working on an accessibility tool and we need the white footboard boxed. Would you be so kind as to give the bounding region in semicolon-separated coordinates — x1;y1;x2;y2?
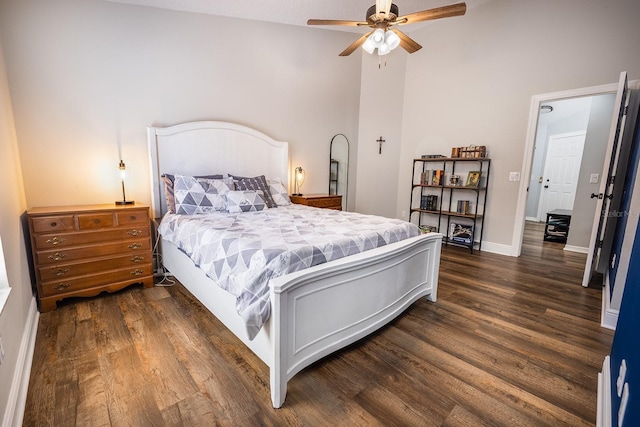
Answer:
269;232;442;407
161;232;441;408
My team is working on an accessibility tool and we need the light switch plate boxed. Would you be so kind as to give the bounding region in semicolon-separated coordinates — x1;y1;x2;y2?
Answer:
590;173;600;184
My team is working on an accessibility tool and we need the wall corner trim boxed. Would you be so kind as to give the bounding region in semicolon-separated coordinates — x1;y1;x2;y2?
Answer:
1;297;39;427
601;276;618;330
597;355;612;427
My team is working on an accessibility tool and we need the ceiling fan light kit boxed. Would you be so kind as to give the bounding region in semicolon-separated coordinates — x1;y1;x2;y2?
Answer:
307;1;467;59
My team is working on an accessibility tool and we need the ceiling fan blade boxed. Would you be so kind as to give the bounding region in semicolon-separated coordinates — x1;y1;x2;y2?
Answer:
307;19;368;27
391;29;422;54
339;31;373;56
397;2;466;25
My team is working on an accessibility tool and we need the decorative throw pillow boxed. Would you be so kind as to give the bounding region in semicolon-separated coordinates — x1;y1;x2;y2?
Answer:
231;174;277;208
226;190;267;213
162;173;224;213
268;178;291;206
173;175;234;214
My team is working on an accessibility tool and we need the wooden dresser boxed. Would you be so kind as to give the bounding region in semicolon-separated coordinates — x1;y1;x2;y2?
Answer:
27;204;154;312
290;194;343;210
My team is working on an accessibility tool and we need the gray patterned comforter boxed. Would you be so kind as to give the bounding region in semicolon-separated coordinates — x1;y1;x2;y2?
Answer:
158;204;420;340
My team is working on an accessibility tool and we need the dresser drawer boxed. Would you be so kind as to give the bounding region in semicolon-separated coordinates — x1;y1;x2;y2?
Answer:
33;227;150;250
38;253;151;282
31;215;75;233
36;238;151;265
39;264;153;297
117;209;149;226
310;198;342;209
77;213;115;230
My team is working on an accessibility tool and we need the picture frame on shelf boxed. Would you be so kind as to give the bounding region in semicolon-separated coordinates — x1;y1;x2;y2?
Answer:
465;171;481;187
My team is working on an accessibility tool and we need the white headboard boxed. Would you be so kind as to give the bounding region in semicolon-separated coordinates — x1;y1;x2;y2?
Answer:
148;121;289;219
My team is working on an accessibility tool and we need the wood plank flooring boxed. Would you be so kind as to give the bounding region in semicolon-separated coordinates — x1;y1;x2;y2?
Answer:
23;221;613;426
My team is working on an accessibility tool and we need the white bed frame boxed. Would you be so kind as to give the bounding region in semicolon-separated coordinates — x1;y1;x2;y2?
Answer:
147;121;442;408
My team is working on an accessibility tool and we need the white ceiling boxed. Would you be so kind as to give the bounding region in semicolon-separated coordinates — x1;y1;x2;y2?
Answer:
103;0;492;33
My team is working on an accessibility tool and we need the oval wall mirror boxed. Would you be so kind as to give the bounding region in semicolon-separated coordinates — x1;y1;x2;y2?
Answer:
329;134;349;211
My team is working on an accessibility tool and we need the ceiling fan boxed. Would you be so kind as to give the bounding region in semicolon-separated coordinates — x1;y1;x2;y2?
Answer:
307;1;466;56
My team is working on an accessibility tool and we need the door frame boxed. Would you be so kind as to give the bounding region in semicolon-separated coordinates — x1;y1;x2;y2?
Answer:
511;83;620;257
535;130;586;221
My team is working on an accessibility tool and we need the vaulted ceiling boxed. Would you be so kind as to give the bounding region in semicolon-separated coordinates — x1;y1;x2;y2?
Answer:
103;0;493;32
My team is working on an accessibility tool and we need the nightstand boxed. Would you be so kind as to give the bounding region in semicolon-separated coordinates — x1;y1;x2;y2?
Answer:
27;203;154;312
290;194;342;210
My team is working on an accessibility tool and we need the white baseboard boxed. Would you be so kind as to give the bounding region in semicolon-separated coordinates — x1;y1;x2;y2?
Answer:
601;275;618;330
479;241;513;256
597;356;612;427
2;297;39;427
563;245;589;254
525;216;539;222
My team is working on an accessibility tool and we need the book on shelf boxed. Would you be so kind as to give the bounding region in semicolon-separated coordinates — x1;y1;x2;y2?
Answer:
420;170;432;185
432;169;445;186
456;200;471;215
420;195;438;211
449;222;474;244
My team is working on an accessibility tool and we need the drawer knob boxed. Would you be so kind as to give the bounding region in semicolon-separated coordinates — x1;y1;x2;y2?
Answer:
45;237;66;245
130;256;145;263
130;269;145;276
93;219;100;224
128;243;142;250
52;268;69;277
48;252;67;261
50;221;57;227
130;215;137;220
127;229;142;236
52;283;71;291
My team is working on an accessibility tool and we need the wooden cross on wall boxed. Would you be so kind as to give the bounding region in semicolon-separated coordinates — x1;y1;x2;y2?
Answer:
377;136;385;154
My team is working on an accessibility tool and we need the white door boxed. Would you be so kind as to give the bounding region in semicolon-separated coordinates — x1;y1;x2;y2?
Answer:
582;71;629;287
537;131;586;219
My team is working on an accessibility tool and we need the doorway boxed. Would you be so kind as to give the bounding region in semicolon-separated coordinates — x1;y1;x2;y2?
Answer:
512;82;621;257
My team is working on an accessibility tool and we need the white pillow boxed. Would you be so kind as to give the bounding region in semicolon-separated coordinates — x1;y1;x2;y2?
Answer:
226;190;268;213
174;175;234;214
268;178;291;206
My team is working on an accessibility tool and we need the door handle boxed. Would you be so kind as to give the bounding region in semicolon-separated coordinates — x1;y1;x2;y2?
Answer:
544;185;549;189
591;193;603;199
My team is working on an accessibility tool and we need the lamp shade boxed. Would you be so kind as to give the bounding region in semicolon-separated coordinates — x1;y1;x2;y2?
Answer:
378;42;390;56
362;36;376;54
371;28;385;46
385;30;400;51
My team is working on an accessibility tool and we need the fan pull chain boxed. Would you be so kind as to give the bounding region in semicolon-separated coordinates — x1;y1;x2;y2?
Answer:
378;55;389;69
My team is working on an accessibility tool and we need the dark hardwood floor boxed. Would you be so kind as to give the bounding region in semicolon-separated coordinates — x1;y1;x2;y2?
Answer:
23;222;613;426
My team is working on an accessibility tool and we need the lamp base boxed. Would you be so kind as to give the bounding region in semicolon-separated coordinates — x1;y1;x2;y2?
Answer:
115;200;135;205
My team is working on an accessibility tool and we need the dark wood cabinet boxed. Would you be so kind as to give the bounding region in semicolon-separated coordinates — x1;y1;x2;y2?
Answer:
544;209;572;242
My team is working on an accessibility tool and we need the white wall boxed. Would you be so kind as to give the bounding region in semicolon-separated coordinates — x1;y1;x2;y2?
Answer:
0;29;36;425
0;0;362;210
388;0;640;251
356;52;408;218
